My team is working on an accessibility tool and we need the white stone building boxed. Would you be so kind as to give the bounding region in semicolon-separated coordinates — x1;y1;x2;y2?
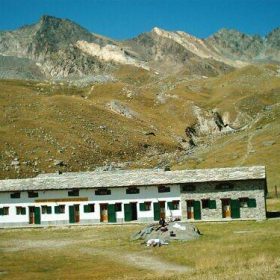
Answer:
0;166;267;227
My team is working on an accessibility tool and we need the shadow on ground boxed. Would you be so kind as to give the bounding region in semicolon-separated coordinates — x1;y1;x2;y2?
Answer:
266;211;280;218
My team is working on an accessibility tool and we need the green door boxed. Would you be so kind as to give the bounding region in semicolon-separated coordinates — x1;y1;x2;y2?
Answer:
153;202;160;221
124;204;132;222
34;207;41;224
108;204;117;223
194;200;201;220
69;205;75;223
231;199;240;219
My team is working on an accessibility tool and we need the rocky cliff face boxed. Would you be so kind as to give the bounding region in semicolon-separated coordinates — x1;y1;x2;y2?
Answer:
0;15;115;79
0;15;279;81
206;28;280;63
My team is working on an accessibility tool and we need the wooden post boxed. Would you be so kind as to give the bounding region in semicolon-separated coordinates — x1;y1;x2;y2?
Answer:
275;185;278;198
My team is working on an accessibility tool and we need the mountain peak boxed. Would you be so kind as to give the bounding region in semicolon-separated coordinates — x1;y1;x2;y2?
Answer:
150;27;162;35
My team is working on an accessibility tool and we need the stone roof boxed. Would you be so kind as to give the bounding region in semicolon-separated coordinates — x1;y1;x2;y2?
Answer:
0;166;266;192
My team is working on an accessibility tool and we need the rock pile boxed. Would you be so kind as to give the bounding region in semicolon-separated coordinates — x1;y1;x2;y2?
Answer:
131;221;201;242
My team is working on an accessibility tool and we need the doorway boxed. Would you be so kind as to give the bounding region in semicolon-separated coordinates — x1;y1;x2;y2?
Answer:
29;206;41;224
186;200;194;219
124;202;138;221
159;201;166;219
69;204;80;223
221;199;231;218
131;202;137;221
230;199;240;219
100;204;108;222
186;200;201;220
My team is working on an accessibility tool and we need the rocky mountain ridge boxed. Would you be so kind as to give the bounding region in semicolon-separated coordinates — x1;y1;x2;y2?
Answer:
0;15;279;82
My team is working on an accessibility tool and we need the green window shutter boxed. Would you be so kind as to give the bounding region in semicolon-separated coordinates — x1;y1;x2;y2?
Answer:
0;208;3;215
140;203;146;211
209;200;216;209
167;202;174;210
84;205;90;213
248;198;257;208
55;206;59;214
22;207;26;215
47;206;52;214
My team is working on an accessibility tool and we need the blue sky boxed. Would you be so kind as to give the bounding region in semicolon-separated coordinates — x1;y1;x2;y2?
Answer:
0;0;279;39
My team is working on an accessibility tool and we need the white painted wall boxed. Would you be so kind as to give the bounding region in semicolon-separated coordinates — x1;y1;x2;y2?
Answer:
0;184;181;225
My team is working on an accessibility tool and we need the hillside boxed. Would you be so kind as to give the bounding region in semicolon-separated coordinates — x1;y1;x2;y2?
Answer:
0;64;279;193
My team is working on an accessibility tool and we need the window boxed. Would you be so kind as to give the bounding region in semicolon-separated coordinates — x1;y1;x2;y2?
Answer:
247;198;257;208
54;205;65;214
28;191;38;198
215;183;234;190
140;202;151;211
11;192;20;199
41;205;52;214
126;187;140;194
16;206;26;215
0;207;9;215
158;185;170;193
181;184;196;192
202;199;216;209
84;204;95;213
68;189;79;197
239;197;249;208
167;200;180;210
115;203;122;212
95;189;111;195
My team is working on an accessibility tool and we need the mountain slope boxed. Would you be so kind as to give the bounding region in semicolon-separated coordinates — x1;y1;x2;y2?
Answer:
0;64;279;193
206;27;280;63
0;15;116;79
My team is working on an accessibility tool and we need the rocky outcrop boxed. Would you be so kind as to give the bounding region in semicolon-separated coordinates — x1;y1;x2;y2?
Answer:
206;28;280;63
0;15;279;81
76;40;149;70
106;100;139;119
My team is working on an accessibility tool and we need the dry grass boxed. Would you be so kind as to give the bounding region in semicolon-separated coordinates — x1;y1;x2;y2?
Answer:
0;220;280;279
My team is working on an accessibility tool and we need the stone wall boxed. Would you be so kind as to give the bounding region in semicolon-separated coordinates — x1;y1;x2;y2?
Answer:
180;179;266;221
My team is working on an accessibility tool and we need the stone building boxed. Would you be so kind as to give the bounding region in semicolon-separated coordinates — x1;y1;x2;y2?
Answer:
0;166;266;227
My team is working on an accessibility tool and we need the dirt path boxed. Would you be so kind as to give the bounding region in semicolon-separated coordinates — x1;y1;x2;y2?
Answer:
1;234;190;275
80;248;191;274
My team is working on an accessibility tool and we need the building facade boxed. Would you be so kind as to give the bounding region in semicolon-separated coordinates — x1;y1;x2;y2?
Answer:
0;166;267;227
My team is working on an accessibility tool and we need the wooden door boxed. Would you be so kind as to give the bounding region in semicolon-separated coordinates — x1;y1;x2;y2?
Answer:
194;201;201;220
124;203;132;222
100;204;108;222
222;199;231;218
159;201;166;219
108;204;116;223
187;200;194;219
230;199;240;219
29;207;35;224
74;204;80;223
34;207;41;224
69;205;75;223
153;202;160;221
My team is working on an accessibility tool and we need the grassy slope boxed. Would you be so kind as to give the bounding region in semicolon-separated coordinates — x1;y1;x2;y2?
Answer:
0;220;280;279
0;64;279;195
